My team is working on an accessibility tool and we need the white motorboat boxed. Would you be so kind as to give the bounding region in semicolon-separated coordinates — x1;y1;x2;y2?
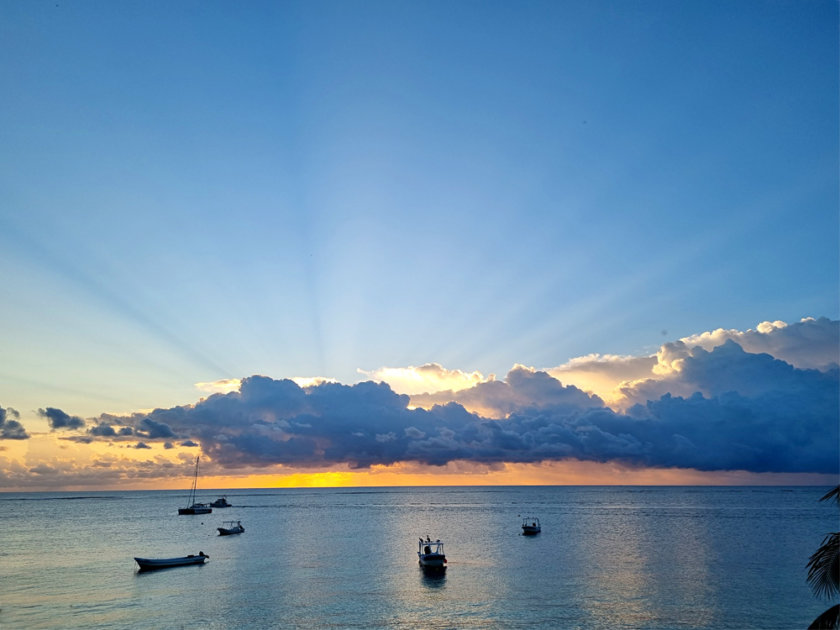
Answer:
134;552;208;571
521;516;541;535
217;520;244;536
210;496;232;508
418;536;446;570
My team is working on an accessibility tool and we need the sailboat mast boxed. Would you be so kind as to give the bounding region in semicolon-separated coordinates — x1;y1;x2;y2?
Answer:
191;456;199;502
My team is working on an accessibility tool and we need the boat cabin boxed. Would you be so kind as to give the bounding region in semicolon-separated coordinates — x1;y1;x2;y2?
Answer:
521;516;541;535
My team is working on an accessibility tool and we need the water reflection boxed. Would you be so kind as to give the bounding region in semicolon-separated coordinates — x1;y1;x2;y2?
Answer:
571;498;718;629
579;509;654;628
420;568;447;588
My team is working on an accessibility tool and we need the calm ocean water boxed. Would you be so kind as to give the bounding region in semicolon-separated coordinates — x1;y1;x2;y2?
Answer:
0;486;835;629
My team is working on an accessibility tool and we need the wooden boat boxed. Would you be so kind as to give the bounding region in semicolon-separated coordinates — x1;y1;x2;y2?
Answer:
134;552;208;571
210;496;232;508
178;456;212;515
521;516;541;535
217;520;244;536
418;536;446;571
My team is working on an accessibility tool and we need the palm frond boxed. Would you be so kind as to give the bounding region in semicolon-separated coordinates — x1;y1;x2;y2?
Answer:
808;604;840;630
820;486;840;505
808;532;840;599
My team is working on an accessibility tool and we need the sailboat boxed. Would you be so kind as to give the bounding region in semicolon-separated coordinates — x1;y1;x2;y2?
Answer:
178;456;212;515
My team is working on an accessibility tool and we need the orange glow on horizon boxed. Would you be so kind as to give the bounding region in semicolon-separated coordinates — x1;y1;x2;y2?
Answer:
0;435;834;492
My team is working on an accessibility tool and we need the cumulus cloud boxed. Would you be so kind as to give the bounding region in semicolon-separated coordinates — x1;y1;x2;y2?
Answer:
410;365;604;418
94;337;839;475
38;407;84;430
360;363;490;395
195;378;242;395
546;354;657;408
0;406;28;439
537;317;840;412
677;317;839;370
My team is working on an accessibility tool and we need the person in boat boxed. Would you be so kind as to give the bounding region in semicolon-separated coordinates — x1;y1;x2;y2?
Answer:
424;545;431;554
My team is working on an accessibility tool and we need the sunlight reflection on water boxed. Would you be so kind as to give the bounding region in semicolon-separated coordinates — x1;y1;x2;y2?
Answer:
0;487;833;629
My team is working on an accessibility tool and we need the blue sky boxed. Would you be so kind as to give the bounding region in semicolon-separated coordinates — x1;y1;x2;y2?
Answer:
0;1;837;488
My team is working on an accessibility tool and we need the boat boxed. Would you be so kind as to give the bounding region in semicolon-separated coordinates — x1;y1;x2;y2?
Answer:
217;520;244;536
521;516;541;535
418;536;446;571
134;552;208;571
178;456;212;515
210;496;232;508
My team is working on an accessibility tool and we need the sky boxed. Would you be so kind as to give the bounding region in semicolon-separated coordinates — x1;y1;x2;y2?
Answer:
0;0;837;491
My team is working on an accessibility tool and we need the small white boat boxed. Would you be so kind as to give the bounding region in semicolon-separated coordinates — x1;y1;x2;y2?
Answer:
217;520;244;536
210;496;232;508
418;536;446;570
521;516;541;535
178;456;213;515
135;552;208;571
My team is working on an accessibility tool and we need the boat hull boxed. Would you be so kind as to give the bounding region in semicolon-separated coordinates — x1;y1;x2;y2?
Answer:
179;505;212;515
522;526;541;535
218;526;244;536
418;553;447;570
134;555;208;571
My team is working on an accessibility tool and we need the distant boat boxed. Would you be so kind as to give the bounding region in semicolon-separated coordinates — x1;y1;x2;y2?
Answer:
217;520;244;536
134;552;208;571
178;456;212;515
521;516;541;535
418;536;446;571
210;496;232;508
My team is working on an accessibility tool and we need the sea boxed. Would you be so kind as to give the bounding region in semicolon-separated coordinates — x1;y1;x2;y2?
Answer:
1;486;836;629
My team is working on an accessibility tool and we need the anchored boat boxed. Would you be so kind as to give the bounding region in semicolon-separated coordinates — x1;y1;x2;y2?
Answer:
218;520;244;536
178;456;212;515
210;496;232;508
521;516;541;535
134;552;208;571
418;536;446;571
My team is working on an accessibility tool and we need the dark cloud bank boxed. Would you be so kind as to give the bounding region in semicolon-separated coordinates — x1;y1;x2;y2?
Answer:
87;340;838;475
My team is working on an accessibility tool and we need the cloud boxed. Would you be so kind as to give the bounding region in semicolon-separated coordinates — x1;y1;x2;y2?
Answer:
292;376;340;388
538;316;840;411
410;365;604;419
545;354;657;408
89;422;117;437
195;378;242;395
360;363;490;395
38;407;84;430
136;417;176;439
0;405;28;439
677;317;839;370
95;340;839;474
